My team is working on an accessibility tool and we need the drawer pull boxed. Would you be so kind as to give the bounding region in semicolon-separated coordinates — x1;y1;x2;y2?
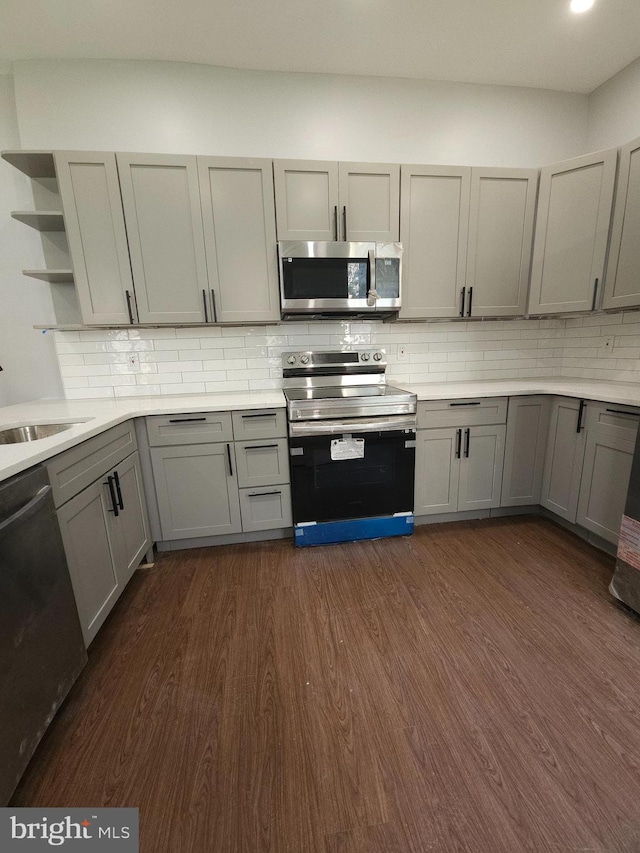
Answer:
168;417;207;423
449;401;481;407
249;490;282;497
245;444;278;451
605;408;640;417
241;412;276;419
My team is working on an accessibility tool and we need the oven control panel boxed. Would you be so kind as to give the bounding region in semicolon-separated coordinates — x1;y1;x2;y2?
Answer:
282;349;386;369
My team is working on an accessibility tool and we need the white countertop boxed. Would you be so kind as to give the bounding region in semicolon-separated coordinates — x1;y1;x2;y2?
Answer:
2;378;640;484
402;377;640;406
0;390;285;483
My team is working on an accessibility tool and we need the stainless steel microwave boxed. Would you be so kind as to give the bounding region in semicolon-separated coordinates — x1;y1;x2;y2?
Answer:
279;241;402;318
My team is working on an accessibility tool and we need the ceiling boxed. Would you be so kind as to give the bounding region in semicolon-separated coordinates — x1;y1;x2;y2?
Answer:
2;0;640;94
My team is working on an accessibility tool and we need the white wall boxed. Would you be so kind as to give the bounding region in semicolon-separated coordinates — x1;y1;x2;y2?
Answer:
0;74;62;405
588;56;640;151
12;60;589;168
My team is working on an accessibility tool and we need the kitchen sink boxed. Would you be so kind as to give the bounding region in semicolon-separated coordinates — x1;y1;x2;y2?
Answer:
0;423;86;444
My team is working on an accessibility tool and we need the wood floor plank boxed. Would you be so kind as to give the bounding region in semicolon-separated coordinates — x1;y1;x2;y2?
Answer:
11;517;640;852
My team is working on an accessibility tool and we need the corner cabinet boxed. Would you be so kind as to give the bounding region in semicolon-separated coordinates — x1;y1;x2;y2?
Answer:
48;423;151;646
116;153;209;324
602;136;640;311
540;397;586;522
273;159;400;241
197;157;280;323
501;396;550;507
528;149;617;315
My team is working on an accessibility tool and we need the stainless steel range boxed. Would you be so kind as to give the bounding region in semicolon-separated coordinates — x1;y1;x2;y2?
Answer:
283;349;417;546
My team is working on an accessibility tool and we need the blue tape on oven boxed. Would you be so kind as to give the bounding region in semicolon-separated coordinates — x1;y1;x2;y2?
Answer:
294;514;414;547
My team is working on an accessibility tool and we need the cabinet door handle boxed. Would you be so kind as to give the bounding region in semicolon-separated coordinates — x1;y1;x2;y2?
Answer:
210;289;218;322
245;444;278;450
249;490;282;497
226;443;234;477
202;289;209;323
459;287;466;318
241;412;276;419
591;278;600;311
104;475;119;517
343;206;347;241
449;401;481;407
125;290;135;325
464;428;470;458
455;428;462;459
605;408;640;417
168;417;207;423
334;206;338;241
467;286;473;317
576;399;585;433
113;470;124;510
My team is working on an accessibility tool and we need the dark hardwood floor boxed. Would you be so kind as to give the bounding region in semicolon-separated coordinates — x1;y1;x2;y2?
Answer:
12;516;640;852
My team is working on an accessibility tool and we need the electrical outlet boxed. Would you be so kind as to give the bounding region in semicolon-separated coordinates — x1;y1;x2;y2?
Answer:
398;345;409;363
127;353;140;371
603;336;614;352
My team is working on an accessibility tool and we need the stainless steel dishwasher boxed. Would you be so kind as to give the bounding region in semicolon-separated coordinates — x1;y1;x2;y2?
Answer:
0;465;87;805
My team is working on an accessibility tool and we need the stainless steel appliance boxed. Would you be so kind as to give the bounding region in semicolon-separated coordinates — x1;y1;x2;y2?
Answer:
0;465;86;804
279;241;402;318
283;349;417;546
611;427;640;614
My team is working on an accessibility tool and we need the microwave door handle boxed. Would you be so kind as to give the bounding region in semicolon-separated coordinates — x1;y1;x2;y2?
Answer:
367;249;377;307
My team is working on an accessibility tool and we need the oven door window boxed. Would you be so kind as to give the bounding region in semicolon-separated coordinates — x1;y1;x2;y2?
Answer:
289;429;415;524
282;258;368;300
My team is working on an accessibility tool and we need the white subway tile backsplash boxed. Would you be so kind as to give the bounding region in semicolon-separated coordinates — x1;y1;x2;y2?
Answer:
55;310;640;399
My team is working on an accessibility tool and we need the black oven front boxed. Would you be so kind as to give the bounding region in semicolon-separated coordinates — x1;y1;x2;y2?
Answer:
289;427;415;526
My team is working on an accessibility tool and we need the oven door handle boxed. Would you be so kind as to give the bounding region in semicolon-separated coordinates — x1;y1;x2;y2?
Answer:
288;414;416;437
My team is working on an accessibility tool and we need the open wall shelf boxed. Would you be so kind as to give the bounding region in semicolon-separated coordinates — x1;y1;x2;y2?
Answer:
2;150;56;178
11;211;65;231
23;269;74;284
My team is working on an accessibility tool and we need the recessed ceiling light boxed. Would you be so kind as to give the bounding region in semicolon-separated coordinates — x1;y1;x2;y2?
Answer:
570;0;595;12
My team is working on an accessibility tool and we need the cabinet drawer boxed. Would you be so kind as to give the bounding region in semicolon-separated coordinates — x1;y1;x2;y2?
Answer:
417;397;508;428
47;421;136;507
239;484;293;532
232;409;287;441
146;412;233;446
585;401;640;443
235;439;290;488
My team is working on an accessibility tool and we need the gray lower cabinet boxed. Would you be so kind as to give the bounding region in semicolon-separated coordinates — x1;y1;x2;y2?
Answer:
151;443;241;540
575;403;639;544
56;450;150;646
239;485;293;532
540;397;586;523
414;424;505;515
501;396;550;507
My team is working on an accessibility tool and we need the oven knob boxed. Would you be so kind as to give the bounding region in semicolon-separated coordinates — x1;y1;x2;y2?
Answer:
373;351;383;361
360;353;370;362
286;355;297;365
300;355;310;365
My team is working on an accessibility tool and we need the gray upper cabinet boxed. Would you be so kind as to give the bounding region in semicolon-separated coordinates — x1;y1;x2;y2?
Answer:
528;150;618;315
338;162;400;241
465;168;537;318
55;151;135;325
117;153;209;324
274;159;399;241
274;160;339;241
602;136;640;311
198;157;279;323
399;165;471;319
